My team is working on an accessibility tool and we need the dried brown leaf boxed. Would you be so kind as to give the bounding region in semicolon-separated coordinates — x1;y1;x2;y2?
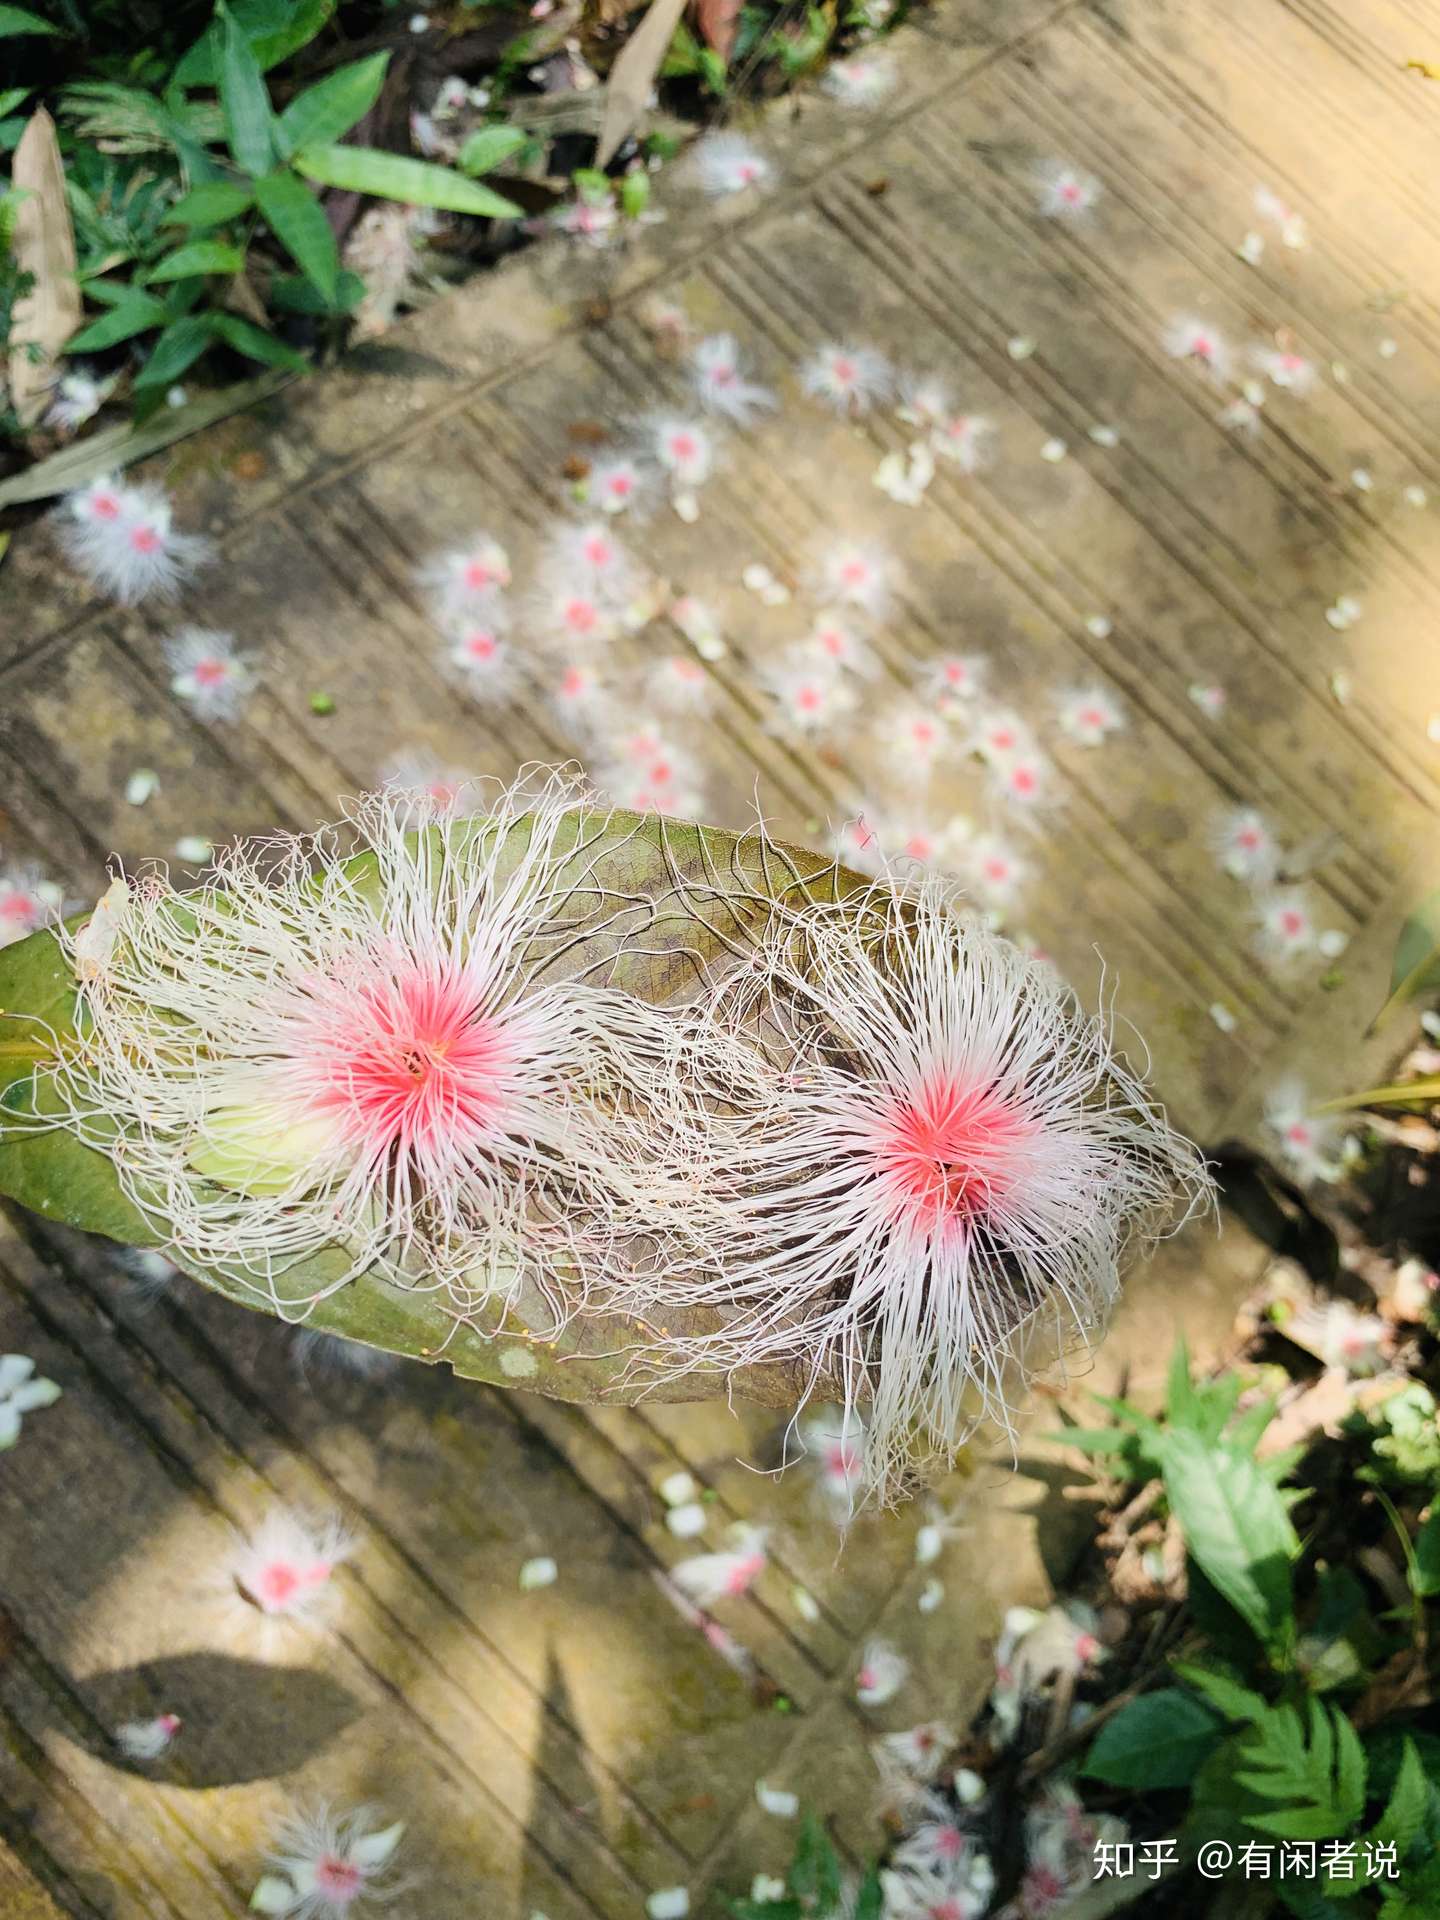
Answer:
8;110;81;429
596;0;689;167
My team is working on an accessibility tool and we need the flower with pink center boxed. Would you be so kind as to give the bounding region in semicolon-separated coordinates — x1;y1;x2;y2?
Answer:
1254;887;1316;964
1036;161;1101;219
553;196;617;245
695;132;772;196
231;1510;354;1626
873;1722;960;1790
58;477;211;604
1251;342;1317;395
1189;680;1228;718
649;654;712;713
165;626;256;721
671;1524;769;1606
931;413;994;475
972;708;1035;767
380;756;479;819
926;654;987;707
1254;184;1308;249
833;811;885;876
250;1802;406;1918
856;1637;909;1705
1163;316;1233;383
817;539;894;618
640;880;1207;1494
690;334;777;426
897;373;954;432
589;457;646;516
0;865;62;948
822;53;897;109
764;653;855;734
801;342;893;416
46;777;718;1315
545;519;638;603
806;613;875;677
546;660;611;738
1056;685;1124;748
876;701;949;784
653;418;714;490
1212;805;1277;884
1264;1078;1344;1184
894;1800;974;1879
115;1712;182;1762
965;833;1028;911
444;614;516;700
802;1406;867;1515
419;534;511;619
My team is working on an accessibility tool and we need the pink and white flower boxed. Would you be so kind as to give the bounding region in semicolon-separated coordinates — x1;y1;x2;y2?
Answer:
115;1712;181;1762
671;1524;769;1606
588;456;648;516
806;613;876;677
765;653;855;733
800;342;893;416
418;535;511;618
695;132;772;196
1250;342;1316;395
1254;887;1316;964
965;834;1029;910
553;196;617;245
1036;162;1101;219
930;413;994;475
926;655;987;707
165;627;256;721
250;1803;406;1918
652;418;715;491
648;654;712;713
379;755;480;818
1163;316;1233;383
802;1406;868;1515
1254;184;1308;249
1056;685;1125;748
822;54;897;109
57;476;212;604
856;1638;909;1706
231;1510;354;1626
691;334;777;426
0;865;62;948
817;540;894;618
1264;1079;1344;1185
444;615;517;698
1213;805;1277;885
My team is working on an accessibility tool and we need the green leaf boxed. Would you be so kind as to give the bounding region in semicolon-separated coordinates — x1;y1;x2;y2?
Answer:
210;312;308;371
456;123;528;177
1172;1661;1271;1725
66;295;169;352
142;240;247;282
0;817;863;1408
851;1867;883;1920
1051;1427;1137;1455
1161;1429;1299;1652
1081;1688;1224;1789
133;312;220;389
276;51;390;155
1165;1331;1198;1426
269;268;365;315
790;1812;842;1911
1226;1395;1279;1456
166;180;256;226
1413;1505;1440;1598
0;5;61;35
216;0;276;177
1373;887;1440;1028
1322;1073;1440;1113
291;144;523;219
729;1903;801;1920
174;0;334;86
254;172;336;300
0;88;30;115
1370;1739;1428;1857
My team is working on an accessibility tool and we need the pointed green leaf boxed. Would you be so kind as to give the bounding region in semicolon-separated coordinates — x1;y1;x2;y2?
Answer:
142;240;247;282
166;180;256;226
216;0;276;176
210;312;308;371
1172;1661;1270;1725
269;268;364;315
1161;1430;1299;1651
1081;1688;1224;1788
1321;1074;1440;1114
1166;1331;1198;1426
457;123;528;177
291;143;523;219
132;312;220;388
1373;887;1440;1029
253;172;337;299
67;295;168;353
1369;1739;1427;1857
0;6;61;35
276;51;390;155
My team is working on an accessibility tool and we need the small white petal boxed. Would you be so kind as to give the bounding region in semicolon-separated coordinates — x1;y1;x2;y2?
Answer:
954;1767;986;1805
1379;337;1398;358
646;1889;690;1920
659;1470;697;1506
918;1577;945;1613
792;1585;820;1622
1238;231;1265;264
741;563;774;592
0;1354;36;1394
1040;437;1068;462
174;836;213;863
1007;335;1036;360
1330;670;1352;704
1428;714;1440;744
1351;468;1373;492
249;1876;297;1915
672;492;700;524
1242;378;1267;407
666;1502;708;1538
915;1523;943;1566
1087;423;1119;447
695;633;727;661
125;769;159;806
755;1780;799;1817
519;1556;558;1590
1085;614;1112;639
1405;484;1428;508
1209;1002;1238;1033
350;1821;406;1868
1318;929;1349;959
